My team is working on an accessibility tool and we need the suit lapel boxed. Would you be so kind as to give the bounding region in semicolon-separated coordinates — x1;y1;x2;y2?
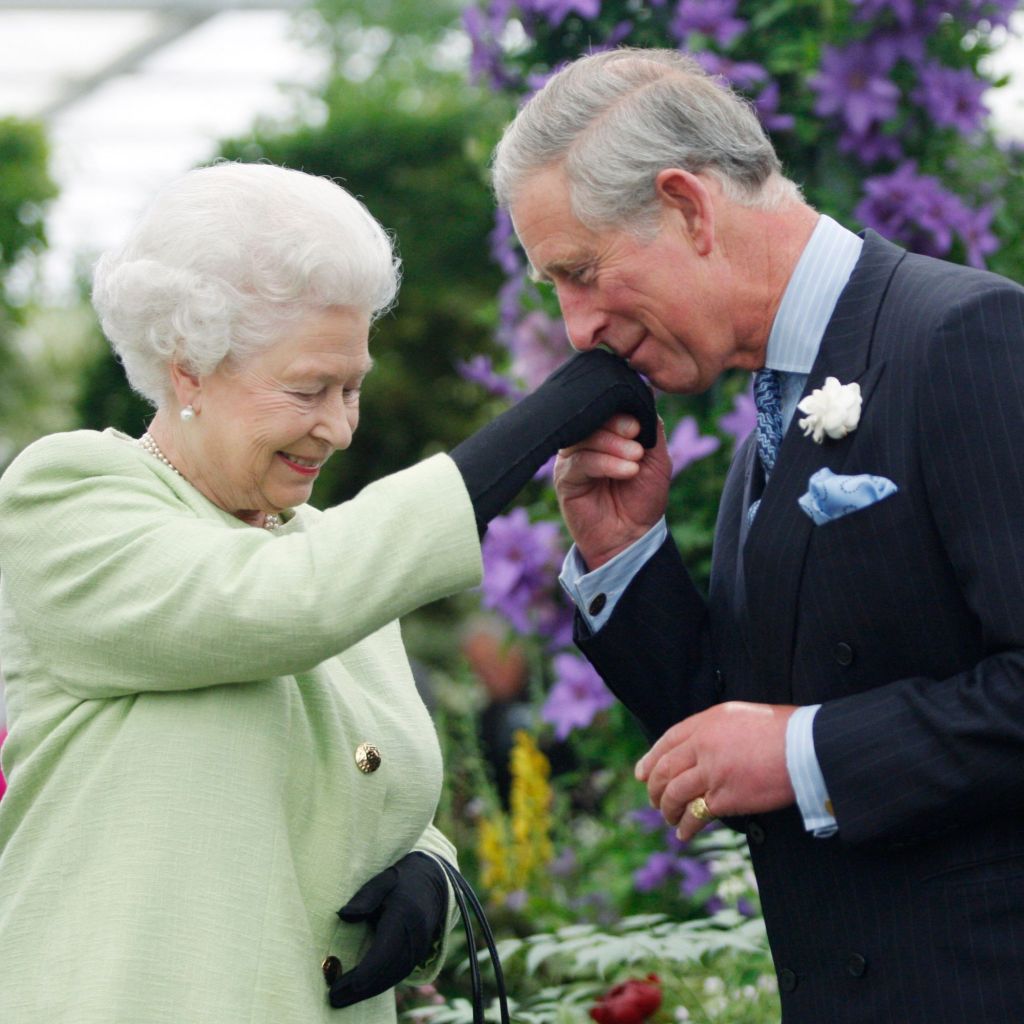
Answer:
710;430;759;654
742;232;905;700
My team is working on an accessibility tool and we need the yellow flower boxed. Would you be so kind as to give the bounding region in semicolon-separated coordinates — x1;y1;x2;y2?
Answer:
477;730;554;901
478;817;511;892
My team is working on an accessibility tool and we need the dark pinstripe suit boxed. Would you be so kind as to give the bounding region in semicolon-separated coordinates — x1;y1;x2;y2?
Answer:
578;232;1024;1022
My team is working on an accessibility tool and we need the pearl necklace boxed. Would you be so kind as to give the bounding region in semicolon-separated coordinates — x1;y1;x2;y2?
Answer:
137;432;281;530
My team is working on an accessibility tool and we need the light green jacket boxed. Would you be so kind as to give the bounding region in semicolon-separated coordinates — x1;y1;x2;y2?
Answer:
0;429;482;1024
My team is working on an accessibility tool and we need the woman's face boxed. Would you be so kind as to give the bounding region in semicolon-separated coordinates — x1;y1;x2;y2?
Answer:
183;306;372;521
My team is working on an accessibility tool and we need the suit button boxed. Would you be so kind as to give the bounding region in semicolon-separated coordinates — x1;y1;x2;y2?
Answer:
748;822;766;845
714;668;724;693
588;593;607;616
778;968;798;992
355;742;382;774
322;955;342;986
846;953;868;978
834;642;854;667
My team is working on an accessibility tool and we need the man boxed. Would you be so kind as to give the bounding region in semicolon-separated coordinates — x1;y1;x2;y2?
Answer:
492;48;1024;1023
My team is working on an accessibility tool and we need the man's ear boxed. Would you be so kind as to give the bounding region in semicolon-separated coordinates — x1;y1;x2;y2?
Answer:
169;362;202;413
655;168;715;256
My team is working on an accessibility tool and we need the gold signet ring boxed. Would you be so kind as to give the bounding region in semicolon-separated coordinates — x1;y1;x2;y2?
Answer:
688;796;715;822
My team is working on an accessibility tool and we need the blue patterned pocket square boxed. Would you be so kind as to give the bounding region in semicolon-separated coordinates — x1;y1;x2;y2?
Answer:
798;467;898;525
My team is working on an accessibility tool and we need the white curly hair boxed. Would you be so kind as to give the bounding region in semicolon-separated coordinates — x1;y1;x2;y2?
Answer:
92;161;400;407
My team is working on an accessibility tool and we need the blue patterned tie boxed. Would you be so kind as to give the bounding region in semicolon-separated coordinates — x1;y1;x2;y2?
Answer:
749;368;784;523
754;368;784;474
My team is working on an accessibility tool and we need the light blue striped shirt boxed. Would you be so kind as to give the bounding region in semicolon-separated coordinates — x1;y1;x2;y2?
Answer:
559;213;863;837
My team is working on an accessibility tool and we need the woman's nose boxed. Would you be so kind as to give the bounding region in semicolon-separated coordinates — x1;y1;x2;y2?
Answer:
312;395;356;450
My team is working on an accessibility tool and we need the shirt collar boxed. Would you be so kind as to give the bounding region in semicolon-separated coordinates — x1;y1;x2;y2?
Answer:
764;214;863;375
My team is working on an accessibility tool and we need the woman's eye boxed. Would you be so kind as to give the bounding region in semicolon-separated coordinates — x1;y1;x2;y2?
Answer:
291;389;323;400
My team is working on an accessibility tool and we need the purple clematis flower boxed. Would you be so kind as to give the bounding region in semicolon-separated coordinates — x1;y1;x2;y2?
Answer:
855;161;998;267
496;273;532;347
508;310;572;390
850;0;920;26
912;62;988;135
631;807;669;832
870;29;927;68
670;0;747;48
667;416;720;478
463;3;518;90
533;597;575;649
524;0;601;28
718;383;757;445
481;508;566;634
457;355;524;400
955;202;999;269
838;125;904;166
678;856;714;898
855;162;923;236
634;852;681;892
810;43;901;137
541;652;615;739
489;208;523;276
694;51;767;91
753;80;796;133
953;0;1019;28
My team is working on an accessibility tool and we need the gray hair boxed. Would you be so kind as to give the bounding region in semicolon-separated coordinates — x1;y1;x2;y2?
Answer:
492;48;801;234
92;162;401;407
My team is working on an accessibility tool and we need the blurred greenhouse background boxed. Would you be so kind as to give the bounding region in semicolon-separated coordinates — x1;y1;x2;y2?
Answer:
2;2;1024;1020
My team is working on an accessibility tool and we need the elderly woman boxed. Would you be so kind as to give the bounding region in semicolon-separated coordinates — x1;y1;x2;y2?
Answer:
0;162;653;1024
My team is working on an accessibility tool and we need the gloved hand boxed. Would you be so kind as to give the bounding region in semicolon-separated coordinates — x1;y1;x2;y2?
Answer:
328;852;448;1009
450;348;657;533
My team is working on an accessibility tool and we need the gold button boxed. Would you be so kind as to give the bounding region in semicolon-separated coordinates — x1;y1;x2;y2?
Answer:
355;742;382;774
322;955;342;986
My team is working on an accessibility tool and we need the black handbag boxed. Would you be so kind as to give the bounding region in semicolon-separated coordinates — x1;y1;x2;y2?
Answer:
436;858;510;1024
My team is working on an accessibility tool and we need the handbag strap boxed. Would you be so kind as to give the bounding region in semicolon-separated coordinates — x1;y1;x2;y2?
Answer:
436;857;510;1024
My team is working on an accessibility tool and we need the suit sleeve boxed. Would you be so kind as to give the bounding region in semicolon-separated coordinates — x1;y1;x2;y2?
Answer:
0;433;481;697
814;282;1024;845
575;535;716;742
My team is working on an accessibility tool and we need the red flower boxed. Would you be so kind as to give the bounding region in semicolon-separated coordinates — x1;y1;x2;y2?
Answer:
589;974;662;1024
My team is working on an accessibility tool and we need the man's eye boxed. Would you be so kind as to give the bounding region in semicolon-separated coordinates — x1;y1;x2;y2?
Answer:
342;388;361;404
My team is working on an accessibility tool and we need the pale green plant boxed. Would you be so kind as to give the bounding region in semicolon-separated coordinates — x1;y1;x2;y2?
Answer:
407;910;777;1024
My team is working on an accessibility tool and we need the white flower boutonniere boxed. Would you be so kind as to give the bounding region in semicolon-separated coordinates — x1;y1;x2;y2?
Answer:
797;377;862;444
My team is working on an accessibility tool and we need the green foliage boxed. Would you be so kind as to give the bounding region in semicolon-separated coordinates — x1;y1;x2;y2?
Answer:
1;307;104;464
74;335;154;439
408;912;777;1023
0;117;59;455
0;117;57;278
313;0;465;55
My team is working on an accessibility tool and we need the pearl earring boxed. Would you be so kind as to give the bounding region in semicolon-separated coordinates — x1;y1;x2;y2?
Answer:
180;405;195;422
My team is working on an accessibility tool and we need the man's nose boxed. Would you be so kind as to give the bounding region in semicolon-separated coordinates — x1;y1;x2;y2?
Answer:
557;288;605;352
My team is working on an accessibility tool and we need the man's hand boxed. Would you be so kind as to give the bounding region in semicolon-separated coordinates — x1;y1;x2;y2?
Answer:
635;702;798;842
554;415;672;569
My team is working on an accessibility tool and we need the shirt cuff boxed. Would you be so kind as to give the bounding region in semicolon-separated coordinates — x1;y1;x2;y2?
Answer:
785;704;838;838
558;519;668;633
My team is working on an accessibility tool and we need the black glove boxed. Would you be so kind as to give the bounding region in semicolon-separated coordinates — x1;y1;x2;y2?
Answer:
328;852;448;1009
450;348;657;533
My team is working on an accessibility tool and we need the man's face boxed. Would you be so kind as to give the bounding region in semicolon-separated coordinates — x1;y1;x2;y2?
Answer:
510;166;745;395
